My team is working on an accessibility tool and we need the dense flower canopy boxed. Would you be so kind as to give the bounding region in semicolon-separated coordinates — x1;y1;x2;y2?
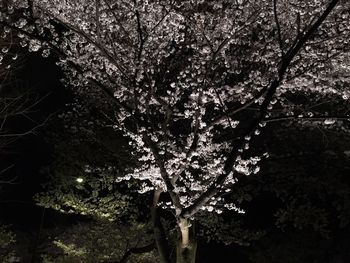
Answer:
1;0;349;220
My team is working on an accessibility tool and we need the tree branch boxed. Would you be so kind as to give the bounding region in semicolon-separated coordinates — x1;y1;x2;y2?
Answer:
273;0;284;56
107;242;155;263
133;0;145;62
142;133;183;214
265;115;350;124
180;0;340;219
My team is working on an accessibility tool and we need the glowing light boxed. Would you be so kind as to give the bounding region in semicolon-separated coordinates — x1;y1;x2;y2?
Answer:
76;178;84;183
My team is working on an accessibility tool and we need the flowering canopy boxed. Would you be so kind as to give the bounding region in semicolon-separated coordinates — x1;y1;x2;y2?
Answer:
1;0;349;221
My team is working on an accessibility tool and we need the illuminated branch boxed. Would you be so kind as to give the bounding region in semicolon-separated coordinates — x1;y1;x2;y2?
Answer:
181;0;340;219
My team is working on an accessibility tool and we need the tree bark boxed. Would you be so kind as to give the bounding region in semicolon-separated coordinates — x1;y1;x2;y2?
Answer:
176;218;197;263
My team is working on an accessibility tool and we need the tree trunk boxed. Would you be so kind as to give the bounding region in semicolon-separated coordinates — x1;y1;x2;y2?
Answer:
176;218;197;263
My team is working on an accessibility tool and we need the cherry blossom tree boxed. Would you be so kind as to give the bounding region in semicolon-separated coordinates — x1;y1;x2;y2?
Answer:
1;0;349;262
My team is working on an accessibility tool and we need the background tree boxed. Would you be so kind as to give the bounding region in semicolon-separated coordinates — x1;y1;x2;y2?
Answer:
1;0;350;262
0;17;52;186
0;13;67;262
38;221;157;263
0;224;17;263
0;20;39;263
1;21;27;184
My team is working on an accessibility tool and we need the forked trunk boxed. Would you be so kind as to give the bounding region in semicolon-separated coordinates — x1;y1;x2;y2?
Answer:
176;218;197;263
